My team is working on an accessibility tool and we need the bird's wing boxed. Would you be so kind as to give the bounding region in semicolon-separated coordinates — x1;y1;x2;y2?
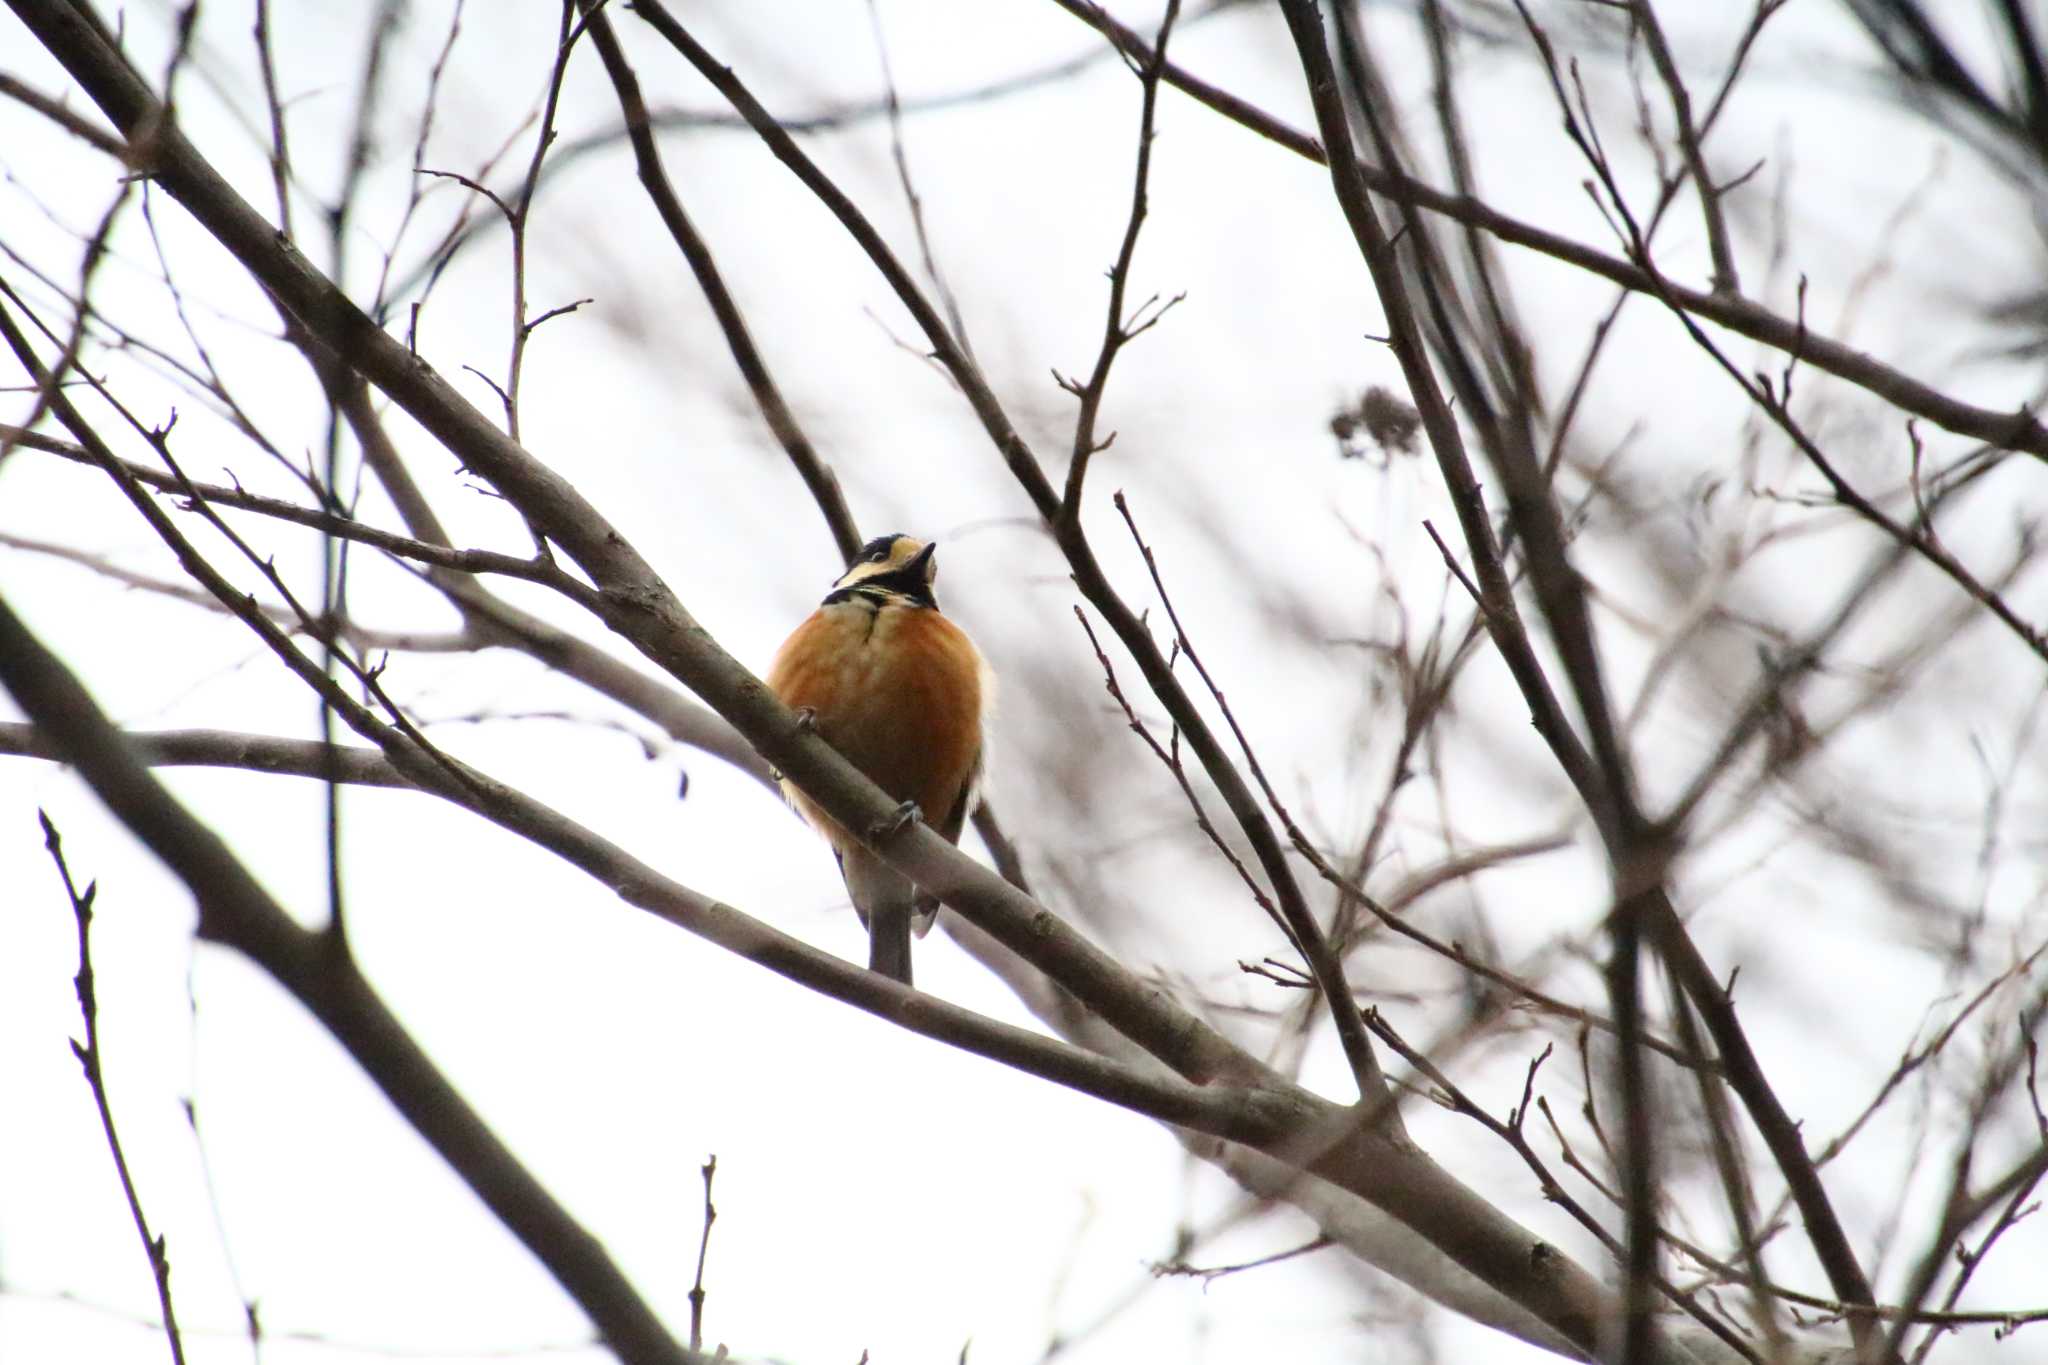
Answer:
934;742;982;845
913;743;983;933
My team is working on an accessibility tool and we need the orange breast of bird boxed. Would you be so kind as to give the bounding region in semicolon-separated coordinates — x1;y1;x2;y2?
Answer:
766;601;985;850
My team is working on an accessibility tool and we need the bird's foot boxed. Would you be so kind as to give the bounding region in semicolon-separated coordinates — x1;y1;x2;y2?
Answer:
792;705;818;733
870;800;922;841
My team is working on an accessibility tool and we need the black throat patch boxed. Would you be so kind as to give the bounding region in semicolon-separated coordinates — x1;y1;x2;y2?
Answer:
822;566;937;611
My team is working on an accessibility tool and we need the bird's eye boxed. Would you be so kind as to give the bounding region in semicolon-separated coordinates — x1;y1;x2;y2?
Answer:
867;543;892;563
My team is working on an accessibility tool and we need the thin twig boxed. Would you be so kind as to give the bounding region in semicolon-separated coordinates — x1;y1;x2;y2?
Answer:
0;420;566;587
1671;988;1786;1351
688;1155;717;1354
577;0;862;564
503;1;586;449
43;813;189;1365
1046;0;2048;463
863;0;975;364
624;0;1394;1108
1071;606;1291;941
250;0;294;235
1363;1014;1761;1362
1110;492;1390;1106
0;612;694;1365
0;72;123;153
1;722;415;787
1627;0;1739;293
1151;1235;1331;1285
1059;0;1184;521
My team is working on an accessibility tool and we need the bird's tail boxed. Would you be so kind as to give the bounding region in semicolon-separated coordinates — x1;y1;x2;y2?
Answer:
843;848;917;987
867;903;914;987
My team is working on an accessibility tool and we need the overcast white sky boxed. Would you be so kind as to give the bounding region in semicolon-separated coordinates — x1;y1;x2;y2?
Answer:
4;2;2046;1363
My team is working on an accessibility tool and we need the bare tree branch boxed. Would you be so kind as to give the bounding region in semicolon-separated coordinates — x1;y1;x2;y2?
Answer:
1048;0;2048;463
0;591;698;1365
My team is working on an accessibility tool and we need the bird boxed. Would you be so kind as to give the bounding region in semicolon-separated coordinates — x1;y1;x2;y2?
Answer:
766;534;989;987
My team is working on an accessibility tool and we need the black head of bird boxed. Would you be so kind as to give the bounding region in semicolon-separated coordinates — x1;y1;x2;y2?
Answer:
766;534;989;986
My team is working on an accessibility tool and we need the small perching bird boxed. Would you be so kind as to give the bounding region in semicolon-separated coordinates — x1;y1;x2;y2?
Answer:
766;534;990;986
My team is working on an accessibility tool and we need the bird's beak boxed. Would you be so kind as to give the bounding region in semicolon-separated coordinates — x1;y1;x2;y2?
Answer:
909;540;938;581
